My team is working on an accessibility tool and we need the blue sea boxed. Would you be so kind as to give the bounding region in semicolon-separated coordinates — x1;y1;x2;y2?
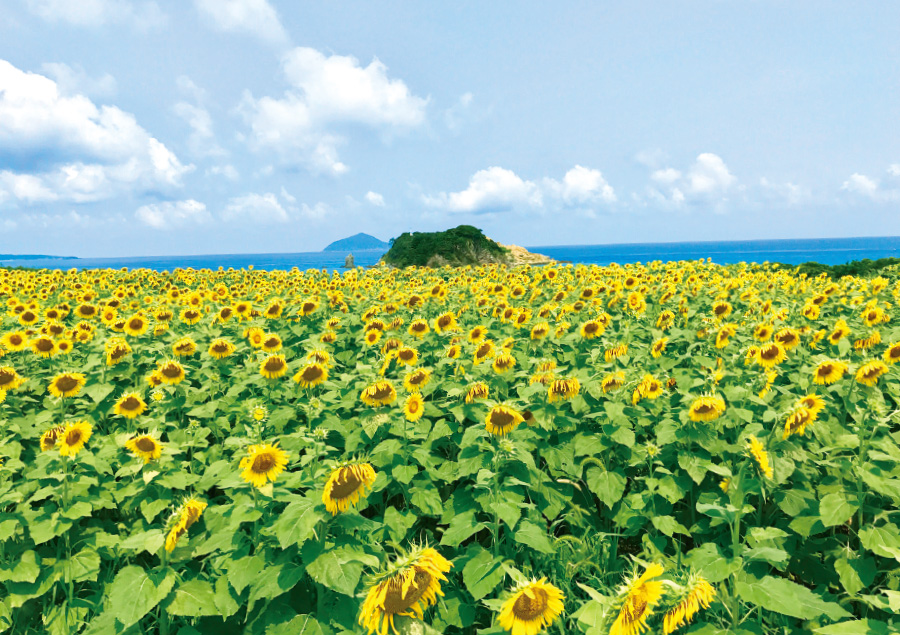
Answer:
3;236;900;272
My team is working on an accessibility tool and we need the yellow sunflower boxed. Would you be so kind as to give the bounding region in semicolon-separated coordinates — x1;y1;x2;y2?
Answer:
208;338;236;359
548;378;580;403
293;362;328;388
40;425;65;452
813;359;847;385
260;354;288;379
58;421;92;457
492;352;517;374
883;342;900;365
48;372;86;398
358;545;452;635
473;340;496;364
465;382;489;403
747;436;773;479
125;433;163;463
602;372;626;393
123;314;149;336
687;394;726;422
486;405;524;436
261;333;282;352
31;336;56;358
396;346;419;366
1;331;28;352
172;337;198;357
497;577;565;635
404;393;425;422
114;392;147;419
783;407;816;439
157;360;186;385
755;342;786;369
856;360;888;386
579;320;603;339
662;574;716;634
796;393;825;417
610;563;665;635
323;462;377;515
239;442;290;488
403;368;432;393
361;381;398;406
165;497;207;552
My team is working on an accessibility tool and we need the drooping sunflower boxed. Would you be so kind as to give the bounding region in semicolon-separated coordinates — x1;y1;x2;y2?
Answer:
293;362;328;388
747;436;774;479
755;342;786;370
105;338;132;366
715;324;737;349
114;392;147;419
548;378;580;403
485;405;525;436
827;319;851;345
662;574;716;634
208;338;236;359
530;322;550;340
492;352;517;374
260;354;288;379
58;421;92;457
165;497;207;552
445;344;462;359
48;372;86;398
609;563;665;635
180;307;202;325
602;372;626;393
403;368;432;393
358;545;452;635
323;462;377;514
125;433;163;463
687;394;726;422
157;360;186;385
396;346;419;366
404;393;425;422
783;407;816;439
465;382;489;404
361;380;398;407
813;359;847;385
239;442;290;488
605;343;628;363
172;337;198;357
473;340;496;365
40;425;65;452
497;577;565;635
856;360;888;386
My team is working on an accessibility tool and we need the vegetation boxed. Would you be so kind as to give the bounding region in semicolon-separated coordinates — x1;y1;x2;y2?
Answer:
381;225;510;268
0;261;899;634
789;257;900;280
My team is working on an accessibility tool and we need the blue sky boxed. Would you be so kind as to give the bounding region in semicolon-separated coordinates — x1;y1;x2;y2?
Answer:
0;1;898;257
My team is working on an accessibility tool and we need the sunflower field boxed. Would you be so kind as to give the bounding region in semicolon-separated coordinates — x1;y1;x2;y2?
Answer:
1;261;900;635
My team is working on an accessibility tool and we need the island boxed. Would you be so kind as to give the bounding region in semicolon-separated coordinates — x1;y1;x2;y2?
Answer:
380;225;553;268
322;233;390;252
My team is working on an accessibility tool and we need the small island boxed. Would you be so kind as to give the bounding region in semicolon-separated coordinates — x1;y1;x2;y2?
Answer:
322;233;390;252
380;225;553;268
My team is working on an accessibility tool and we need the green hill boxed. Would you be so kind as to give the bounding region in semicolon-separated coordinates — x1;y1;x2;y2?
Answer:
323;233;389;251
381;225;510;268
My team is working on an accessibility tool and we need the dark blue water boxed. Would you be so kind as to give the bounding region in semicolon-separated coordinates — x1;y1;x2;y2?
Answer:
2;236;900;271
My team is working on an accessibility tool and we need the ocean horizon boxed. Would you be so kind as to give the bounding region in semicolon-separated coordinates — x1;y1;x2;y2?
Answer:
3;235;900;272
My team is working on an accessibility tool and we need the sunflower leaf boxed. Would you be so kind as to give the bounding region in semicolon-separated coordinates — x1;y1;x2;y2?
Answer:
736;573;851;620
461;548;504;600
107;565;176;630
268;496;323;549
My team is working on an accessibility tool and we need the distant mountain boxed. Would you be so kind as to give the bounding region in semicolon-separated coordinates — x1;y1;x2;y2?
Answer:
0;254;77;260
323;233;390;252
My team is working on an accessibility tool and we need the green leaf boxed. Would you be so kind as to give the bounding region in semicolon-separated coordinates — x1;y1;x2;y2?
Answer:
650;515;689;536
268;497;323;549
107;565;176;630
0;550;40;583
813;620;892;635
307;550;364;596
684;543;742;583
514;521;555;554
140;498;171;523
61;549;100;583
166;579;218;617
120;529;166;554
585;467;626;509
440;510;486;548
819;492;858;527
860;524;900;561
392;465;419;484
383;506;417;542
834;557;876;596
410;486;443;516
214;576;240;618
266;614;330;635
461;548;505;600
736;574;851;621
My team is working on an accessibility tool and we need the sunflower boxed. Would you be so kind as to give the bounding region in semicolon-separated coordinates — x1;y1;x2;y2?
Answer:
404;393;425;422
753;323;773;341
602;372;626;393
1;331;28;352
75;304;97;319
796;393;825;417
465;382;489;403
492;352;517;374
747;436;773;479
239;442;290;488
180;307;202;325
773;328;801;350
114;392;147;419
712;301;732;319
433;312;457;334
18;309;39;326
497;577;565;635
105;338;131;366
408;319;430;339
358;545;452;635
473;340;496;364
445;344;462;359
656;310;675;330
172;337;198;357
157;360;186;385
856;360;888;386
605;344;628;363
609;563;665;635
755;342;786;369
293;362;328;388
365;329;383;346
323;462;377;514
404;368;432;393
125;433;163;463
58;421;92;457
165;497;207;552
633;374;663;404
216;306;235;323
486;405;525;436
0;366;26;392
246;327;266;348
48;372;86;398
40;425;65;452
396;346;419;366
715;324;737;349
783;407;816;439
123;314;149;336
468;325;487;343
579;320;603;339
208;338;236;359
828;319;851;345
662;574;716;635
651;338;668;358
687;394;726;422
262;333;282;352
361;380;398;406
530;322;550;340
548;378;580;403
813;359;847;385
31;336;56;358
260;355;288;379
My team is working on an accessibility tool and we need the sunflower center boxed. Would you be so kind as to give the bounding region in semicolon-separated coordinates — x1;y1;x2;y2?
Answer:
264;338;279;348
714;305;728;315
412;323;426;332
220;308;233;318
36;339;54;352
64;429;83;446
135;437;157;452
251;452;276;474
128;318;144;330
890;347;900;360
330;468;363;499
121;396;141;411
512;588;549;621
409;372;426;385
694;404;714;415
627;597;648;622
10;334;23;345
370;384;393;400
0;371;15;387
584;323;599;334
399;350;415;361
818;364;834;376
476;343;492;357
760;347;779;360
302;366;323;381
161;364;182;378
212;343;229;353
438;316;452;328
490;410;515;428
110;348;128;361
862;367;881;380
185;310;199;320
408;400;420;413
264;358;285;372
55;376;79;392
22;311;36;321
382;569;433;614
303;303;315;313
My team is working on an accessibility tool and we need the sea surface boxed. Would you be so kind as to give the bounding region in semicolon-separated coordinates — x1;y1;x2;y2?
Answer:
3;236;900;272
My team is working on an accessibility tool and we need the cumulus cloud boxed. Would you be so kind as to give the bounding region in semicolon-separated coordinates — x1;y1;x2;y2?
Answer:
239;47;428;175
444;92;474;132
194;0;287;45
842;166;900;203
543;165;616;205
40;62;116;99
0;59;192;204
135;199;211;229
646;153;736;207
222;192;289;223
26;0;165;28
365;191;385;207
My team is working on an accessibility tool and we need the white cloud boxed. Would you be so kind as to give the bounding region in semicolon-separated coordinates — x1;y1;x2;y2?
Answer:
645;153;736;207
173;101;225;158
135;199;211;229
40;62;116;99
194;0;287;45
544;165;616;205
365;191;385;207
222;192;288;223
842;167;900;203
0;59;192;204
239;47;428;175
759;178;808;206
279;186;297;204
651;168;681;186
686;153;736;196
300;202;330;219
206;164;239;181
424;167;542;213
889;164;900;178
26;0;165;28
444;92;474;132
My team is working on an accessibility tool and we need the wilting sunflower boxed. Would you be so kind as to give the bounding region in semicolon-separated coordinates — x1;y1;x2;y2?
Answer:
548;378;580;403
105;338;132;366
662;574;716;635
48;372;86;398
361;380;398;407
856;360;888;386
602;372;626;393
40;425;66;452
114;392;147;419
358;545;452;635
208;338;236;359
828;319;851;345
172;337;198;357
465;382;489;403
497;577;565;635
125;433;163;463
165;497;207;552
157;360;186;385
293;362;328;388
530;322;550;340
486;405;525;436
755;342;786;370
404;393;425;422
579;320;603;339
323;462;377;514
404;368;432;393
609;563;665;635
473;340;496;364
605;343;628;363
783;407;816;439
492;352;517;374
813;359;847;385
747;436;774;479
58;421;92;457
687;394;726;422
260;354;288;379
239;442;290;488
